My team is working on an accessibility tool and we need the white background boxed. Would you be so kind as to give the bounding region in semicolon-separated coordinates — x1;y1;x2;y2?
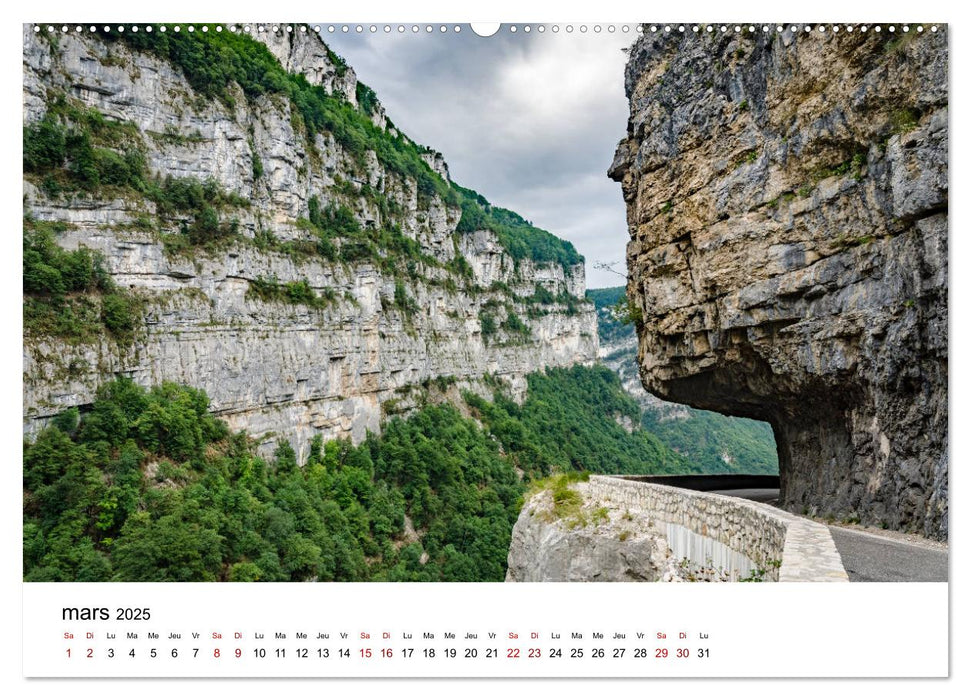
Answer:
23;583;949;677
2;0;963;697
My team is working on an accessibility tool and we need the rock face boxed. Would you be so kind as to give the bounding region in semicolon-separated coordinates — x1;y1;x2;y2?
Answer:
507;476;849;582
22;26;597;459
505;484;677;582
609;27;948;539
253;27;361;109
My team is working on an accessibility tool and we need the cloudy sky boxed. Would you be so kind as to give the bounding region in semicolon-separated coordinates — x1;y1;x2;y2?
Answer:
325;25;637;289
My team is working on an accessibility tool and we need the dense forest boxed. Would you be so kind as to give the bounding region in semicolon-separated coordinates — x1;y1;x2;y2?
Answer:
587;286;778;474
23;365;691;583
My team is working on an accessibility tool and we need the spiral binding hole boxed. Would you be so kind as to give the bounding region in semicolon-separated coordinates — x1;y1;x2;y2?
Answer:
29;23;943;38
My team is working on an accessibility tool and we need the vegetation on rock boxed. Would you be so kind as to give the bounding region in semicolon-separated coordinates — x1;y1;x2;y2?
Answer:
246;276;337;309
23;217;142;343
453;183;583;268
106;26;581;269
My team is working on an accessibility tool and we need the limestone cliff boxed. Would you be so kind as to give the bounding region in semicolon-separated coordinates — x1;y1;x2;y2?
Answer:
506;482;679;582
22;25;597;458
609;26;947;539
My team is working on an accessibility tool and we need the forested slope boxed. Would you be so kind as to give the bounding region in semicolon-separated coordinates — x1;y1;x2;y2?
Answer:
24;366;690;582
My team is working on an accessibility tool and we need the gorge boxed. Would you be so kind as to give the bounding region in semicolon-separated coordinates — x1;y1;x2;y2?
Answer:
22;24;696;583
24;23;945;586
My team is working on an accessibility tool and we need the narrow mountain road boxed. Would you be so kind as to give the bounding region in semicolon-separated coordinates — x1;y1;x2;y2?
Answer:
826;525;948;582
712;487;947;582
711;487;779;505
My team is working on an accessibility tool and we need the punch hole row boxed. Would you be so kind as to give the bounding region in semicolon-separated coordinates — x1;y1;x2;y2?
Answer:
32;24;943;35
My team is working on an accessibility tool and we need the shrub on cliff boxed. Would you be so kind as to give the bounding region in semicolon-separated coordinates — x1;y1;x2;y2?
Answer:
23;217;142;343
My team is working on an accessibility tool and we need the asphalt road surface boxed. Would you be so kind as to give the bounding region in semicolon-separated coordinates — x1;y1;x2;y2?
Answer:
714;487;947;582
712;488;780;505
826;525;948;582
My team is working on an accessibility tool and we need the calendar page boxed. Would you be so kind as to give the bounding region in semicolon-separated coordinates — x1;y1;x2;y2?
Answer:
17;7;951;687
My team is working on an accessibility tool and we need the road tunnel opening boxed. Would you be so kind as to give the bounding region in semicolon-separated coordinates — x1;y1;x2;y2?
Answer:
640;354;863;523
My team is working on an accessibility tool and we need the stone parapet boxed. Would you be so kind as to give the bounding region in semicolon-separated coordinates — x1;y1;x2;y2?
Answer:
588;475;847;582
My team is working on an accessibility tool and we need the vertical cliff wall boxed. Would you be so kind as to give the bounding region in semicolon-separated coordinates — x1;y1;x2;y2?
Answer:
609;26;947;539
23;26;597;458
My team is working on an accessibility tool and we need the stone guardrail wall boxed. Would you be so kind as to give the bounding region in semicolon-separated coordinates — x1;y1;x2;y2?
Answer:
587;476;847;582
